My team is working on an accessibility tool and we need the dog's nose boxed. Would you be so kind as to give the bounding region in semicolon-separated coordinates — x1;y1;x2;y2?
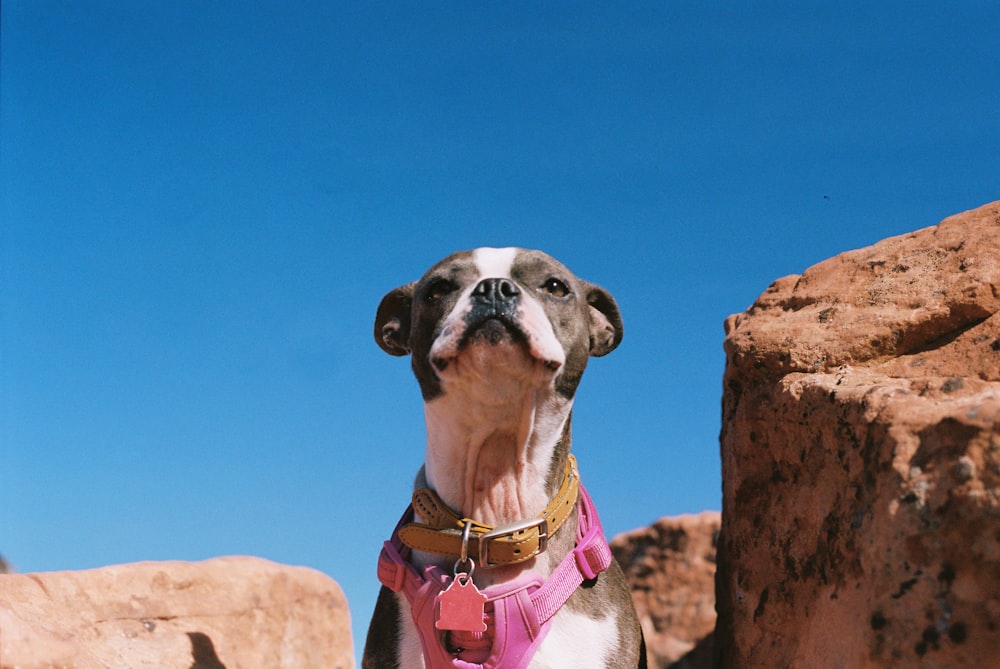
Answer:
472;278;520;303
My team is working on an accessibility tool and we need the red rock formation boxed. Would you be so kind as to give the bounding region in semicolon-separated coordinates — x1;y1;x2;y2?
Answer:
0;556;354;669
611;511;720;669
719;201;1000;668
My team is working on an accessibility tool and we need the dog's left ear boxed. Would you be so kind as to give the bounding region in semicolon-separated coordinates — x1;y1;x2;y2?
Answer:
374;284;415;356
585;284;623;357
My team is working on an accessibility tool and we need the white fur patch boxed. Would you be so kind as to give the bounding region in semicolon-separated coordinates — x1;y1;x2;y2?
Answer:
473;246;518;279
530;607;619;668
396;592;428;668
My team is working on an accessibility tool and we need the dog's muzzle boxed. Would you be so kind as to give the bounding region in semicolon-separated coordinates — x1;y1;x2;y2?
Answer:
462;277;525;346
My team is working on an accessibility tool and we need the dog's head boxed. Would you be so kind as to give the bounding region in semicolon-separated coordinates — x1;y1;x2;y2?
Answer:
374;247;622;401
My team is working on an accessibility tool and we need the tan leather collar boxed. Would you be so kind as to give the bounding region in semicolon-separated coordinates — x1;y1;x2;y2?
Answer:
398;455;580;567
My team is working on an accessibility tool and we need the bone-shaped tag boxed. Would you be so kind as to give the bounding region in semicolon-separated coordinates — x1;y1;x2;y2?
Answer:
436;574;487;632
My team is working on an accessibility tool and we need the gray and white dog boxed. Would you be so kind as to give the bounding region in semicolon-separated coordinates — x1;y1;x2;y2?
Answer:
364;247;644;668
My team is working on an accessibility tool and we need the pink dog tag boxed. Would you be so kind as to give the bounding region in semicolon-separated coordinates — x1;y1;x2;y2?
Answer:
436;573;487;632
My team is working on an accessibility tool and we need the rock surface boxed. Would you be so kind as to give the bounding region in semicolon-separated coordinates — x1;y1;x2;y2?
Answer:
718;200;1000;668
611;512;720;669
0;556;354;669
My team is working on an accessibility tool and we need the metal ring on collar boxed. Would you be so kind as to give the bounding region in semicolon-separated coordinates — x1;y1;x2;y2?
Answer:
453;520;475;578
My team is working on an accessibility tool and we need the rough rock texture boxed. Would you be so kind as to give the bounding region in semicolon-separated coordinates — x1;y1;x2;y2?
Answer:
719;200;1000;668
0;556;354;669
612;512;720;669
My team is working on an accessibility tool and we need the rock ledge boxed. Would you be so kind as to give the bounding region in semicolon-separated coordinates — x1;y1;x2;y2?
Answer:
0;556;354;669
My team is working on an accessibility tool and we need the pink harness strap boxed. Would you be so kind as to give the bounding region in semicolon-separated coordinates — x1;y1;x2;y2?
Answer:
377;485;613;669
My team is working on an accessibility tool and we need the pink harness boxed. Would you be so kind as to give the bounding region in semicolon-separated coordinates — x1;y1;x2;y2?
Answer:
377;485;613;669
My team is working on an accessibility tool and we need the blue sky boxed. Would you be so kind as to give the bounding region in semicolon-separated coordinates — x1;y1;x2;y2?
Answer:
2;1;997;656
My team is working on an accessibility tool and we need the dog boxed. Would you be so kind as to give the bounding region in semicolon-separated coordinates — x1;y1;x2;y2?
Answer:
363;247;645;668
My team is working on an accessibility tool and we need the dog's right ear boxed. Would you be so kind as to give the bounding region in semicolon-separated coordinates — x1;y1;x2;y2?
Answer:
374;284;415;356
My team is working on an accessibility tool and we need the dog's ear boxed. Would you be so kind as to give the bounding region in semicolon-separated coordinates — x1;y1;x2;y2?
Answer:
374;284;415;356
585;284;623;357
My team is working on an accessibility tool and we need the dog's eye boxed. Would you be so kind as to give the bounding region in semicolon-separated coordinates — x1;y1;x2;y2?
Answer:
541;278;570;298
425;279;455;303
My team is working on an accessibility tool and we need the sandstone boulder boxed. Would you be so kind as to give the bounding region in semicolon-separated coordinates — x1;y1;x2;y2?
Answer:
612;512;720;669
0;556;354;669
719;200;1000;668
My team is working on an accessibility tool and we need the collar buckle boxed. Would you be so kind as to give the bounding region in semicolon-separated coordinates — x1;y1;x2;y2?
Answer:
478;516;549;567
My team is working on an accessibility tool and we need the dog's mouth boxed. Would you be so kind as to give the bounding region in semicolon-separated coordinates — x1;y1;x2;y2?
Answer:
431;315;561;374
464;315;523;347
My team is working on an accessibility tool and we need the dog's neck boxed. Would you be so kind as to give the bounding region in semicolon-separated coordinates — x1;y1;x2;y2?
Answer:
418;378;573;528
